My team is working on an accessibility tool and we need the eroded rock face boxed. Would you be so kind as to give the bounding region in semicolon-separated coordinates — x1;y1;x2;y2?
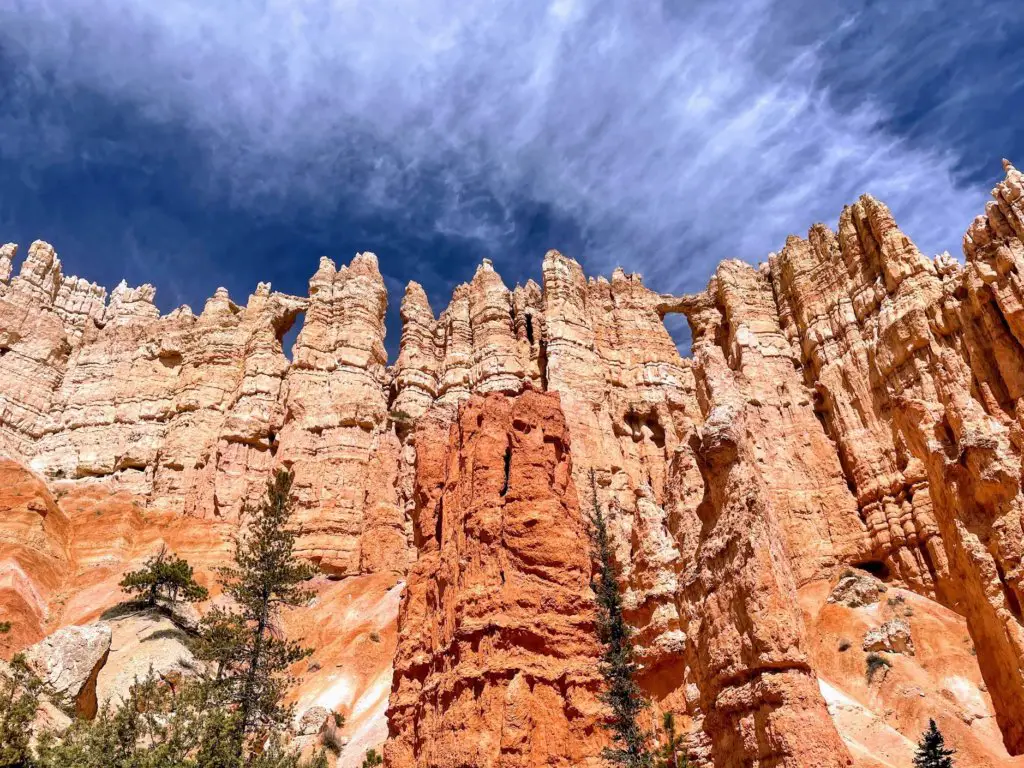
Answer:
4;159;1024;764
863;618;915;656
24;622;111;718
0;459;70;651
385;390;605;768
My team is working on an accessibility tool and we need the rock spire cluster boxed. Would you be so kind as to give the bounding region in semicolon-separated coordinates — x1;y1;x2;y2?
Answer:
2;161;1024;766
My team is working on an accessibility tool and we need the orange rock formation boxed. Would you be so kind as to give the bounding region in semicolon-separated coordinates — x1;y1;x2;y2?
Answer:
3;161;1024;766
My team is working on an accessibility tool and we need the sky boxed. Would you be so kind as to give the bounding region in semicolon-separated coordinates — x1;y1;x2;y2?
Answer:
1;0;1023;356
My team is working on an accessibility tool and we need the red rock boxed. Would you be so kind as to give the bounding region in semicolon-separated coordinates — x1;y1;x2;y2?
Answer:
385;391;605;768
3;160;1024;764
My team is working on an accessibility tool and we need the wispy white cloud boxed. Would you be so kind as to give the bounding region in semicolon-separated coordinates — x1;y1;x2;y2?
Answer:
0;0;1001;293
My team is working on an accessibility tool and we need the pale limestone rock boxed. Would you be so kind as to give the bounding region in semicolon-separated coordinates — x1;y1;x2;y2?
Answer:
0;243;17;286
24;622;111;718
828;571;888;608
863;618;915;656
295;706;331;736
94;610;195;705
391;282;439;420
278;252;392;576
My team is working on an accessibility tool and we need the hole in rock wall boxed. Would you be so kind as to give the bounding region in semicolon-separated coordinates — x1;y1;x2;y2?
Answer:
500;443;512;497
435;499;444;544
277;311;306;363
538;339;549;390
852;559;891;581
158;351;183;369
525;313;535;345
661;313;693;358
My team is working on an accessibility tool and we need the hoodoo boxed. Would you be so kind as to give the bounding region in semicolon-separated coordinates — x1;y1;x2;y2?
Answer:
3;162;1024;766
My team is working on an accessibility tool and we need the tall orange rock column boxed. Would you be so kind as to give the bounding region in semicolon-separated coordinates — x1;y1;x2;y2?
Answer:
385;390;605;768
676;299;853;768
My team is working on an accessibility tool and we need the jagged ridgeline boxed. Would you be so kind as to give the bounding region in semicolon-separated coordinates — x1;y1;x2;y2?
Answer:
2;161;1024;766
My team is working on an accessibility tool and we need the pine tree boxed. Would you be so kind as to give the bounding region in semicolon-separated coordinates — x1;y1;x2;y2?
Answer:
193;606;248;682
587;470;653;768
215;468;314;750
655;712;689;768
120;546;208;608
360;748;383;768
914;719;956;768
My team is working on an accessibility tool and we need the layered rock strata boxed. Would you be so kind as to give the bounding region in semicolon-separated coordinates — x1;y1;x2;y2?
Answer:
386;390;605;768
2;160;1024;763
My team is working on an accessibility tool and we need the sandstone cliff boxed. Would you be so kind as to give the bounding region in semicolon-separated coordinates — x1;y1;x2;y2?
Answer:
3;161;1024;766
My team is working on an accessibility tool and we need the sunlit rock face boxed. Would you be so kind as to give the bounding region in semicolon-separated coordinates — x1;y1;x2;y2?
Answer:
4;161;1024;765
385;389;606;768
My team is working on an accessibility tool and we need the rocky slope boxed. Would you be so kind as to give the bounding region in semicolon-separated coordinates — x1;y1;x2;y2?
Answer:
3;161;1024;766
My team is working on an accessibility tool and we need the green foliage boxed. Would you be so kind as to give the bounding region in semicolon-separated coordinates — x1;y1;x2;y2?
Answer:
0;654;43;768
361;748;383;768
33;671;326;768
913;719;956;768
655;713;689;768
865;652;891;683
35;670;193;768
0;621;11;635
213;468;314;748
26;469;323;768
120;546;209;608
586;470;653;768
191;607;248;682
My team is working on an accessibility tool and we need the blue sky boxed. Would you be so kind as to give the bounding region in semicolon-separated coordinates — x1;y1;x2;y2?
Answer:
2;0;1022;355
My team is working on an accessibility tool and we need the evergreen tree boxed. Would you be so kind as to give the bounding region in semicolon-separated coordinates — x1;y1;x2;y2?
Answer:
120;546;209;608
586;470;653;768
360;748;383;768
215;468;314;749
192;606;248;682
0;653;42;768
655;712;689;768
913;719;956;768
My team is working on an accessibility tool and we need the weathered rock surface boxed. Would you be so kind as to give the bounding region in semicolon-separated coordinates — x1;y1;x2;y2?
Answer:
863;618;915;656
4;159;1024;765
96;609;196;708
385;391;605;768
0;459;71;652
828;571;889;609
23;622;111;717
